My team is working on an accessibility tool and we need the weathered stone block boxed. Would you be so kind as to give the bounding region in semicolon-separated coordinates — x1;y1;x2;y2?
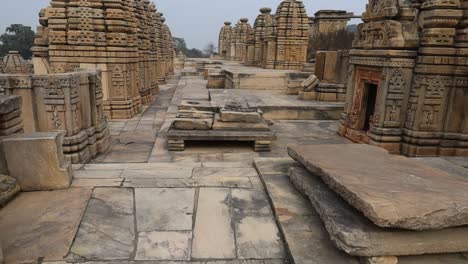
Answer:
213;114;270;131
3;132;72;191
302;74;320;92
288;144;468;230
220;109;262;123
178;100;215;112
173;118;213;130
0;175;20;206
289;165;468;257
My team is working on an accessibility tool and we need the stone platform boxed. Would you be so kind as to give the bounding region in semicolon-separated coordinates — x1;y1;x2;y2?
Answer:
210;89;343;120
167;126;276;152
223;65;295;90
254;158;468;264
288;144;468;230
289;165;468;257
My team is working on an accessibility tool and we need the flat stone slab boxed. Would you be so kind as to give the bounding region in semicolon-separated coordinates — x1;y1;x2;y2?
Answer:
231;189;284;259
0;188;91;263
167;128;276;142
192;188;236;259
178;100;215;112
135;231;192;261
213;115;270;131
220;109;262;123
289;164;468;257
255;157;468;264
173;118;213;130
288;144;468;230
135;188;195;231
69;188;135;261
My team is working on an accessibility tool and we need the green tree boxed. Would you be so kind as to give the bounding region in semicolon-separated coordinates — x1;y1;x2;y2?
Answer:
307;28;355;60
172;37;206;58
0;24;35;59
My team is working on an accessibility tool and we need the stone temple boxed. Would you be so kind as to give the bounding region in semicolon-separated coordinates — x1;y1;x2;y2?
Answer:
0;0;467;263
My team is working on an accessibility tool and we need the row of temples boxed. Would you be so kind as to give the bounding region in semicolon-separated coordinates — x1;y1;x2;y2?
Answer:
0;0;176;164
339;0;468;156
218;0;310;70
216;0;467;157
32;0;175;119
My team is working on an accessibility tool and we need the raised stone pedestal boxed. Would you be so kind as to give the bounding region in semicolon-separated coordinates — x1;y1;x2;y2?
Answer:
288;165;468;257
3;132;72;191
288;144;468;230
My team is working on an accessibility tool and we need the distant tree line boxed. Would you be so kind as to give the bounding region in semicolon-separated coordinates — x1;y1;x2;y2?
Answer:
307;27;356;61
0;24;35;59
173;37;216;58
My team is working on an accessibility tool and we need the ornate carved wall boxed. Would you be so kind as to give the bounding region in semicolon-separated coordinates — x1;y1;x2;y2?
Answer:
339;0;468;157
32;0;175;119
0;70;110;163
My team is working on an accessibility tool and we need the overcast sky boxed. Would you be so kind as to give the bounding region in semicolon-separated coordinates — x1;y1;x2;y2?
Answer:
0;0;366;49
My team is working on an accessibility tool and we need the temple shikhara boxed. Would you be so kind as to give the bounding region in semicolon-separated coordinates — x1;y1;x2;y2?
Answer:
0;0;467;263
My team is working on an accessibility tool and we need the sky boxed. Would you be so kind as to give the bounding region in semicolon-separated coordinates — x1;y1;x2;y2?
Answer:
0;0;367;49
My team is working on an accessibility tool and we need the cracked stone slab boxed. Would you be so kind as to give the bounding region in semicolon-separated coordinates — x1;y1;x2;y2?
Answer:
69;188;135;261
192;188;236;259
73;170;124;179
135;231;192;261
71;178;124;187
124;177;253;188
0;188;92;264
288;144;468;230
136;188;195;231
122;168;193;179
231;189;284;259
289;165;468;257
193;167;258;178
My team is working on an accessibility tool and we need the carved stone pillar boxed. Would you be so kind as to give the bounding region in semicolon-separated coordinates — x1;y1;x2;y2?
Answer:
402;0;464;156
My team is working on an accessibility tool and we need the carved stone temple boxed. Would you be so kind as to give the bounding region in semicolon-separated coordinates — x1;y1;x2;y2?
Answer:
219;0;309;71
32;0;175;119
338;0;468;157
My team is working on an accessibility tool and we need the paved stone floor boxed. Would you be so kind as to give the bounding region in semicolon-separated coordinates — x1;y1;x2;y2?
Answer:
1;69;467;264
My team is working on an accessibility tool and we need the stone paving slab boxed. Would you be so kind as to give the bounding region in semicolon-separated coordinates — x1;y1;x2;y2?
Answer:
0;188;92;264
192;188;236;259
231;189;284;259
289;164;468;257
122;168;193;179
72;178;124;187
136;188;195;231
193;167;258;178
44;259;285;264
123;177;253;189
84;163;202;170
69;188;135;261
288;144;468;230
136;231;192;261
73;170;124;179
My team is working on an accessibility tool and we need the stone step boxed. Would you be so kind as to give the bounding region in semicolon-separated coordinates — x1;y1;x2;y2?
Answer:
288;144;468;230
288;165;468;257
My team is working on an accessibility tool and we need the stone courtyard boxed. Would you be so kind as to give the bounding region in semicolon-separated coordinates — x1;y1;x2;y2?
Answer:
0;67;467;264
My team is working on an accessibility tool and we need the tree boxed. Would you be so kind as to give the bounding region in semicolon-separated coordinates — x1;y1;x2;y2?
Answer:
172;37;206;58
0;24;35;59
203;42;217;57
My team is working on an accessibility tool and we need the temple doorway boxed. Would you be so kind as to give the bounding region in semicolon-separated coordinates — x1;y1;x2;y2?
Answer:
363;83;378;131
